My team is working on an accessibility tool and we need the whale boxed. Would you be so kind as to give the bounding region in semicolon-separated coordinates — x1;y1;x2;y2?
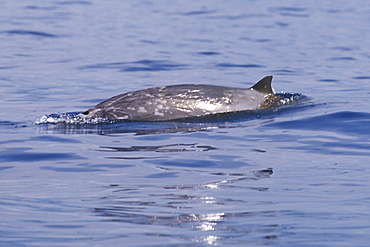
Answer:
78;75;286;121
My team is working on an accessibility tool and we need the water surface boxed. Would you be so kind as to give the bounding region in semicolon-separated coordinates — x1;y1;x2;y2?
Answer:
1;1;370;246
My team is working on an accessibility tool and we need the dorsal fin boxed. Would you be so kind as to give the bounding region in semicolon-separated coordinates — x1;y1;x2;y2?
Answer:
250;75;273;94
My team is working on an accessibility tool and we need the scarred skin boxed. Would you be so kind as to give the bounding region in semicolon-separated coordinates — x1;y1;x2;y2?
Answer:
78;75;283;121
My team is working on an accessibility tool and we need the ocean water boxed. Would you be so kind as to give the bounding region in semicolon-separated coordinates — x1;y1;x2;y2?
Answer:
1;1;370;246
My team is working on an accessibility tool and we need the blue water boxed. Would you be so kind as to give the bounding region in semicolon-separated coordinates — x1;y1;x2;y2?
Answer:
1;1;370;246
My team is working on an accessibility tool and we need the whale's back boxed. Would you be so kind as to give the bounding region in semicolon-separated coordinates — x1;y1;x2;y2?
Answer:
79;76;278;121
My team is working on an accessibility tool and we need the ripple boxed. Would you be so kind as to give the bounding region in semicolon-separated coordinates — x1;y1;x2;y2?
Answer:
99;143;218;153
56;1;92;5
0;147;85;163
269;7;309;17
329;57;356;61
262;111;370;156
2;30;58;38
272;69;302;75
92;168;275;245
77;59;187;72
197;51;221;56
181;10;216;16
352;76;370;80
265;111;370;136
216;63;264;68
317;79;339;82
98;143;218;160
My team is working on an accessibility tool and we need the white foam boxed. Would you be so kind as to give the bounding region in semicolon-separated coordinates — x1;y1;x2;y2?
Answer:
34;113;117;125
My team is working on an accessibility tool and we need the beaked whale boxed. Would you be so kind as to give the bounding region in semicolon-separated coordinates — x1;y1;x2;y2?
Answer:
78;75;285;121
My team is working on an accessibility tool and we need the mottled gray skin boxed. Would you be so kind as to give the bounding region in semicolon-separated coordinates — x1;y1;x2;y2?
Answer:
78;75;282;121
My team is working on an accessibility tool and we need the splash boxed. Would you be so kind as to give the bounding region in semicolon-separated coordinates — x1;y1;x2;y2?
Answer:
258;92;303;109
276;92;303;105
35;112;119;125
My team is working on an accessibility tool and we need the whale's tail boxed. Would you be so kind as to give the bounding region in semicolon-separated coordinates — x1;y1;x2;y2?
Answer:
250;75;274;94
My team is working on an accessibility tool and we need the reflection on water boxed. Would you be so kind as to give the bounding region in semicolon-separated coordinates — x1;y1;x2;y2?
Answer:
98;143;218;160
99;143;218;153
194;212;224;231
35;117;263;135
94;169;274;245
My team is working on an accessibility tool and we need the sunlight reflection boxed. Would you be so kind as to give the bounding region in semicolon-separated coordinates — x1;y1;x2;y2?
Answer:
200;196;216;204
197;222;217;231
190;213;225;245
200;212;225;222
193;235;221;245
190;212;225;232
203;235;220;245
205;184;219;189
205;179;230;189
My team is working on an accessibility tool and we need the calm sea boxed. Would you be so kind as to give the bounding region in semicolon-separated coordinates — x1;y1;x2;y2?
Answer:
1;1;370;246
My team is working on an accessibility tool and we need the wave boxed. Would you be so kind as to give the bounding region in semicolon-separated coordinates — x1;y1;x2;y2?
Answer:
2;30;58;38
265;111;370;136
